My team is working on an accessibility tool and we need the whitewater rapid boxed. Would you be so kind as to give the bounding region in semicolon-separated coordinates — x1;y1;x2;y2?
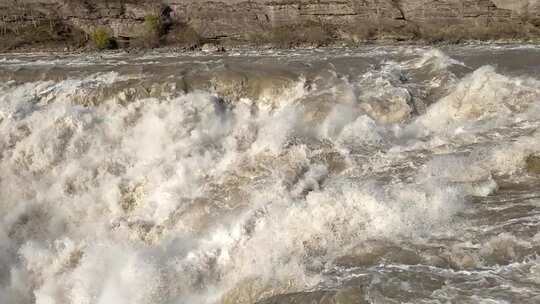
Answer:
1;45;540;304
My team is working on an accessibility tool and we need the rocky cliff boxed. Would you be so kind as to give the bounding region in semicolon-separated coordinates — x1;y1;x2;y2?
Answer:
1;0;540;50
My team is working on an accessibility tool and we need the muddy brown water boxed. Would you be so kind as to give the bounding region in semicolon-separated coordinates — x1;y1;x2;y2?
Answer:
1;45;540;304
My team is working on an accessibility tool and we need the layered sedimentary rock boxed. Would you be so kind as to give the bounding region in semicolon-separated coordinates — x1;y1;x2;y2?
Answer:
0;0;539;48
0;0;162;38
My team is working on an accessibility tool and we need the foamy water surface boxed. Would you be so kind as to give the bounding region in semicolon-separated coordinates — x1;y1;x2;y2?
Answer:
1;45;540;304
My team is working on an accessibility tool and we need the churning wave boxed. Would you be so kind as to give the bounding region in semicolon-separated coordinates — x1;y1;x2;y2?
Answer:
1;46;540;304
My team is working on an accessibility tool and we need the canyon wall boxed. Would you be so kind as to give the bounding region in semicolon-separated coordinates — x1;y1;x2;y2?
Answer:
1;0;539;49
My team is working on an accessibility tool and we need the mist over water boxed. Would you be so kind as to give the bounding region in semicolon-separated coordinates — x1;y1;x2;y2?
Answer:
1;45;540;304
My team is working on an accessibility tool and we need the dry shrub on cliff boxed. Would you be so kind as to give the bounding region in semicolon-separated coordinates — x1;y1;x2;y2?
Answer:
91;27;116;50
0;20;86;51
526;154;540;174
257;21;334;48
267;27;298;47
419;21;540;43
379;20;422;40
133;14;164;48
338;23;377;44
337;19;420;45
164;22;202;49
144;15;162;33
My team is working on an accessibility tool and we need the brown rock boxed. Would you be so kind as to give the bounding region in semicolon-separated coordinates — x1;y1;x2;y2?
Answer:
1;0;539;50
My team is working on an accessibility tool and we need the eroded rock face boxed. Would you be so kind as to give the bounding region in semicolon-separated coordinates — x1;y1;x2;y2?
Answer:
492;0;540;17
0;0;163;37
0;0;539;47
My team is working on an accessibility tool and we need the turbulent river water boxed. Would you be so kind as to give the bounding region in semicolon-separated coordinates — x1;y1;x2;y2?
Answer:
1;45;540;304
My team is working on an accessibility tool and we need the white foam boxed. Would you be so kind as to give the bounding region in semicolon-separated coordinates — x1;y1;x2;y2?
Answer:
2;47;540;303
418;65;540;133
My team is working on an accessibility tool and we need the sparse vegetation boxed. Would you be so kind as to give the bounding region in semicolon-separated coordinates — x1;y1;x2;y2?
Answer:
337;20;380;45
249;19;540;47
135;14;164;48
0;20;87;51
144;15;162;34
1;6;540;52
336;19;425;45
91;27;115;50
526;154;540;174
249;21;335;48
164;22;202;49
417;21;540;44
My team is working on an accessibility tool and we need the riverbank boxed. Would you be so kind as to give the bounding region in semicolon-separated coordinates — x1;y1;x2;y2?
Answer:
2;38;540;56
